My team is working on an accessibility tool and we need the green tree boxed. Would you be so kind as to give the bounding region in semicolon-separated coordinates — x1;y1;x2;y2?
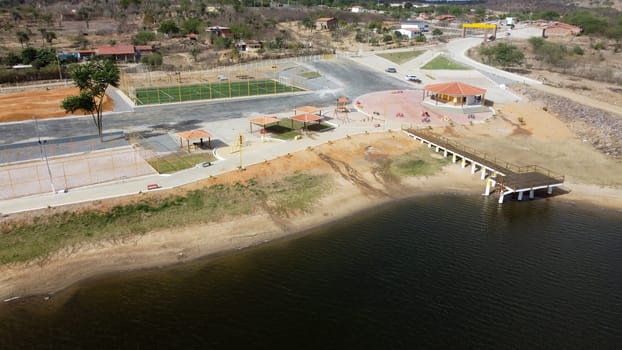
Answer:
77;7;91;30
159;19;180;35
492;43;524;67
301;17;314;31
61;60;120;139
21;47;38;64
44;31;57;45
182;18;203;34
432;28;443;36
141;52;163;66
16;30;30;48
6;52;21;66
32;48;56;69
133;31;157;45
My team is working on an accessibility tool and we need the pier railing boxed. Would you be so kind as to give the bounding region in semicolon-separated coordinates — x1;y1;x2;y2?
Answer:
403;128;565;183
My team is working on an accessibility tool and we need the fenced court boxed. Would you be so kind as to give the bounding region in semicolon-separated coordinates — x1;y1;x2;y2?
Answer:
0;146;156;200
134;80;302;106
119;55;334;106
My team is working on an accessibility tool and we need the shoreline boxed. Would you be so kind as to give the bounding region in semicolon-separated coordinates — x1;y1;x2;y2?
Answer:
2;132;622;302
0;161;485;302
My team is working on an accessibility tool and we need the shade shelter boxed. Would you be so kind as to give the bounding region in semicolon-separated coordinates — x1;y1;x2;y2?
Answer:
177;129;212;151
292;106;322;130
290;113;322;130
423;82;486;107
249;116;279;133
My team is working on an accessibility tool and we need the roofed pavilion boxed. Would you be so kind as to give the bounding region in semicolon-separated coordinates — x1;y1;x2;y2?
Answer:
423;82;486;108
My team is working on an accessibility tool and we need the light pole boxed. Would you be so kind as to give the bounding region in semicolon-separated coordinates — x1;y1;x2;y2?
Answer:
34;116;56;194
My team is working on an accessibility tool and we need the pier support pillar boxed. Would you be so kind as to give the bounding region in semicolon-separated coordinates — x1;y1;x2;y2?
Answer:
461;158;466;168
493;171;497;178
498;192;505;204
443;149;448;157
481;168;487;180
471;163;476;174
452;154;457;163
529;189;534;199
547;186;553;195
518;191;524;201
485;179;492;196
420;139;424;144
436;146;440;152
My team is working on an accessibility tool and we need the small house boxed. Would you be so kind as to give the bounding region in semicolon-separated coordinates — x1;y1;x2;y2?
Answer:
315;18;337;31
96;44;136;62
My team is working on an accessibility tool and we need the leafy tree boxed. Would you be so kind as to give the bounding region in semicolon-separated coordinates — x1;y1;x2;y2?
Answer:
565;11;608;36
6;52;21;66
141;52;163;66
301;17;314;31
77;7;92;30
16;30;30;48
230;24;251;40
432;28;443;36
32;48;56;69
159;19;180;35
45;30;57;45
133;31;156;45
492;43;524;67
21;47;38;64
182;18;203;34
61;60;120;139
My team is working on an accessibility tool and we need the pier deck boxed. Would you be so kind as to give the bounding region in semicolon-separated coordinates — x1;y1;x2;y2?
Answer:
403;129;565;203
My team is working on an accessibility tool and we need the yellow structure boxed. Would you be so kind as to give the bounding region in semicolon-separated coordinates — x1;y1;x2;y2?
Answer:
462;23;497;39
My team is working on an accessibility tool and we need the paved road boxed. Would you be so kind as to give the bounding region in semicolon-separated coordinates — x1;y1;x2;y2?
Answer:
0;59;412;145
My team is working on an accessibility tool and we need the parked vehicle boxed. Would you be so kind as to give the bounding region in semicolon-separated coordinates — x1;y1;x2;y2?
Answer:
385;67;397;73
405;74;421;83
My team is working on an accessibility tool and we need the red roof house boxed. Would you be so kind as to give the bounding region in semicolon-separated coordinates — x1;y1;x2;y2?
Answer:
96;44;136;62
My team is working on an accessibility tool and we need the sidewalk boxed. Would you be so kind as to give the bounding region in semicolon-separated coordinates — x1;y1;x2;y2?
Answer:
0;109;393;215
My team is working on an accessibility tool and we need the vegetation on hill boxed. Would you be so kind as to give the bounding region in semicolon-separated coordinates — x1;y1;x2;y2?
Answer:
0;0;620;84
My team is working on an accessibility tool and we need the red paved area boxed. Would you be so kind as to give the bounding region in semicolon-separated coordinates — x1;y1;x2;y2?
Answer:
355;90;494;128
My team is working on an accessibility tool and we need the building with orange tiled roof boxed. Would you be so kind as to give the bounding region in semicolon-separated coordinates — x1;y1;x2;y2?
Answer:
96;44;136;62
423;82;487;107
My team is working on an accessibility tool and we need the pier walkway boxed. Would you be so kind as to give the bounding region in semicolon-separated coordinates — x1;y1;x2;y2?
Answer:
403;129;565;203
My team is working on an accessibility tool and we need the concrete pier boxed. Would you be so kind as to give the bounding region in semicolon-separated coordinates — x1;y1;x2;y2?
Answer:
403;129;565;204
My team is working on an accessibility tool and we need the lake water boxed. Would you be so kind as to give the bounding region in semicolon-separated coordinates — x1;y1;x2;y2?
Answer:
1;194;621;349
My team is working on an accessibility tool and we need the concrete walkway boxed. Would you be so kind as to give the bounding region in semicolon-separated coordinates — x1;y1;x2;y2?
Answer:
0;109;397;215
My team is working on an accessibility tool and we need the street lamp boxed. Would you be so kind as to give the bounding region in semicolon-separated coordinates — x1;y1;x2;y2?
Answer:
34;116;56;194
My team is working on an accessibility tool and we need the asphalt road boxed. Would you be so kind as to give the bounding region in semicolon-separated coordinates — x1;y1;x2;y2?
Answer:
0;58;412;145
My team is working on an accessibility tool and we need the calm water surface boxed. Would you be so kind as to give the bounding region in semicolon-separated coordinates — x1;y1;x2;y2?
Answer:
1;195;621;349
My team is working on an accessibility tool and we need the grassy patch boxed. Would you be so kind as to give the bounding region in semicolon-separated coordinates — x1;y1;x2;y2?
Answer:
0;174;331;265
148;152;216;174
377;50;425;64
421;56;470;70
391;147;450;176
300;71;321;79
267;119;333;140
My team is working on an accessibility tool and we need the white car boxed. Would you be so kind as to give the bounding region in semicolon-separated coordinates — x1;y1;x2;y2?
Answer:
405;75;421;83
217;74;228;81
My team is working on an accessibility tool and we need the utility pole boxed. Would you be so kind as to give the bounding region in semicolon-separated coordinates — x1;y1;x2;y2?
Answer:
34;116;56;194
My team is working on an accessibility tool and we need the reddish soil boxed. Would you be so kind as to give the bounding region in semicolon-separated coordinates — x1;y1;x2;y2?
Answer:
0;87;115;123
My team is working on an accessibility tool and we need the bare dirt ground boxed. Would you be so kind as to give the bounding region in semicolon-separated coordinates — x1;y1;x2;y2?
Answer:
0;87;115;123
